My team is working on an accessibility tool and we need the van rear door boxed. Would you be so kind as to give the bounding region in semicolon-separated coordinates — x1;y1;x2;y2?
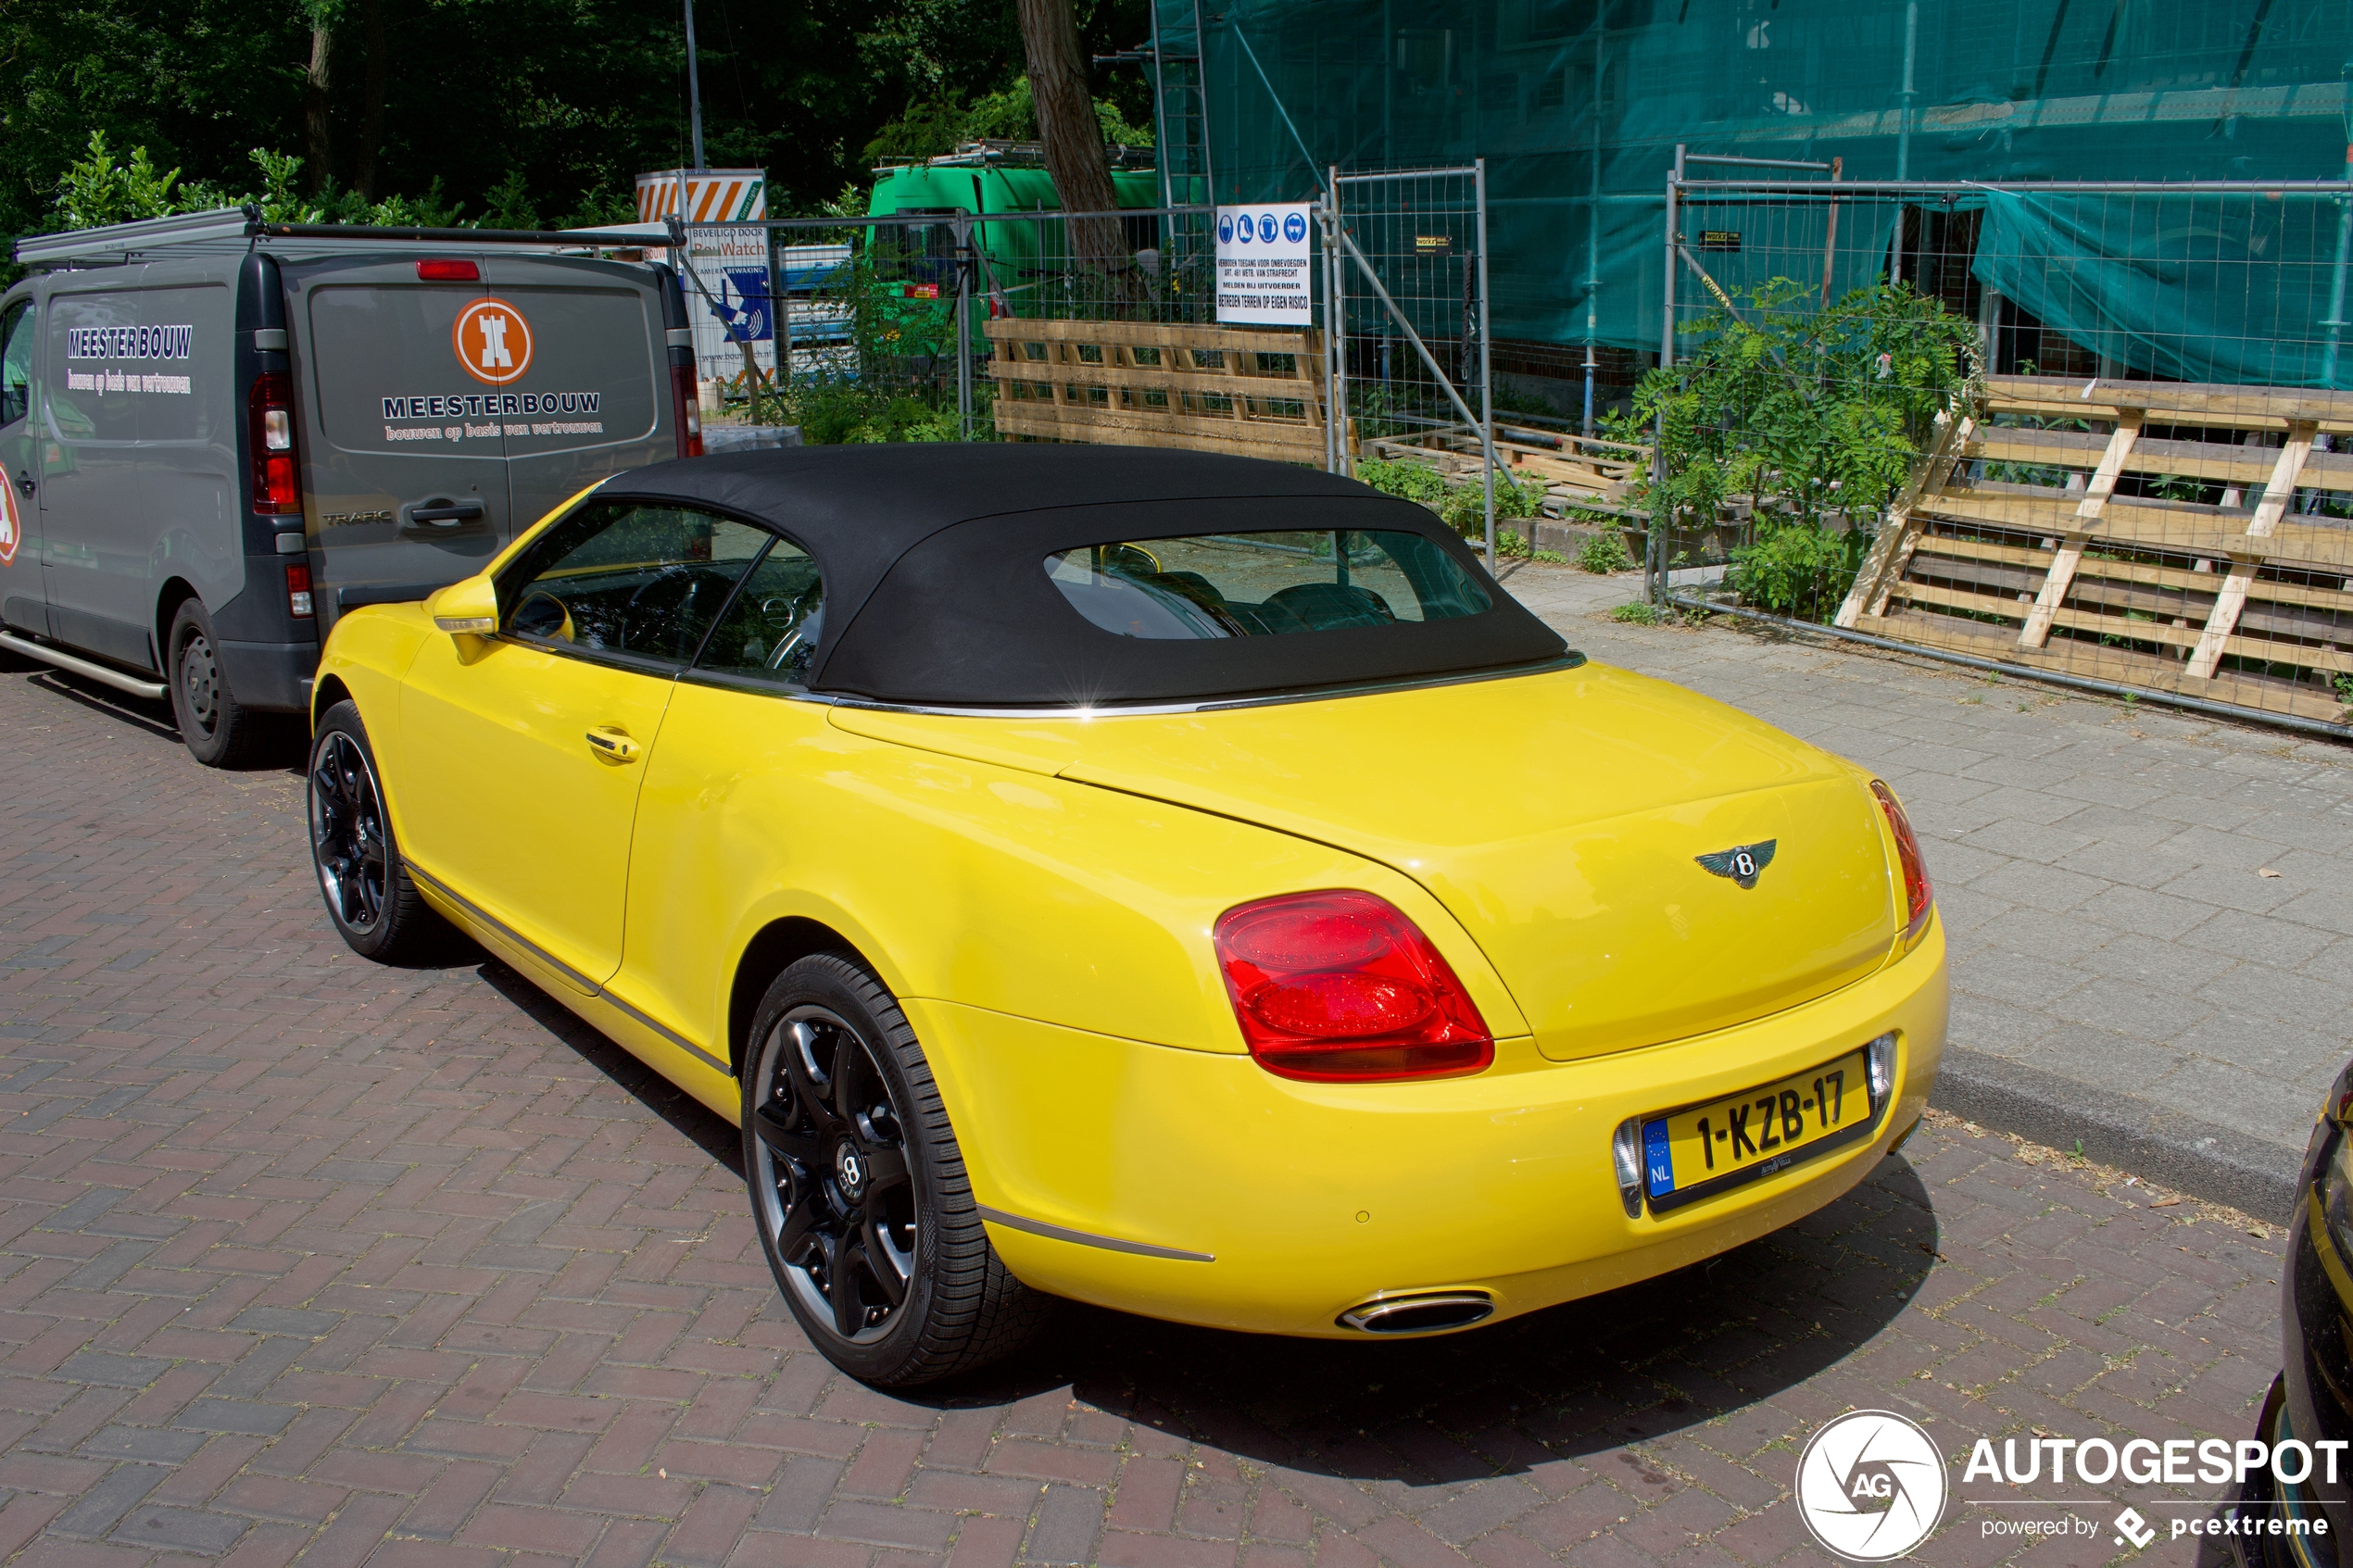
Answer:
283;255;511;636
473;256;671;538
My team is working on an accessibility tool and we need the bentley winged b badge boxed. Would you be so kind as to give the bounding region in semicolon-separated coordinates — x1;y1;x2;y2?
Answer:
1695;839;1777;890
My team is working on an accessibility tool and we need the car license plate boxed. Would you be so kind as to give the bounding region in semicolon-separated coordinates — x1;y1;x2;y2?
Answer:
1640;1047;1877;1213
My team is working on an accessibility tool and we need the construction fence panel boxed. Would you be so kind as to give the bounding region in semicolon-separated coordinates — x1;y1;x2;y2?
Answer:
1649;173;2353;730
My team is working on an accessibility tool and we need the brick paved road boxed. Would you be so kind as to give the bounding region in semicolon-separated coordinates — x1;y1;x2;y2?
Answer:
0;653;2297;1567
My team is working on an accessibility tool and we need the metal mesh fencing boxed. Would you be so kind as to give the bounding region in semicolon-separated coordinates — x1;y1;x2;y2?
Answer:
674;207;1219;444
1647;169;2353;730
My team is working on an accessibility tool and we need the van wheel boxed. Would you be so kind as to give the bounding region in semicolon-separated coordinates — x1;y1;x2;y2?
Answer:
167;598;263;768
307;700;446;963
743;954;1049;1387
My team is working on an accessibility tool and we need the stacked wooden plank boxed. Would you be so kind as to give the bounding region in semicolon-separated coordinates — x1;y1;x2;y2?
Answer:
1835;375;2353;723
1362;428;1648;514
983;319;1332;465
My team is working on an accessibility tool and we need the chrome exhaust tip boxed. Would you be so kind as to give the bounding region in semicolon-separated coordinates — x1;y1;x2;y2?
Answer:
1336;1290;1495;1335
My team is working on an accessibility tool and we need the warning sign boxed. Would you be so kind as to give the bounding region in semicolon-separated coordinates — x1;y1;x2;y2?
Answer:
1215;204;1315;326
0;480;19;566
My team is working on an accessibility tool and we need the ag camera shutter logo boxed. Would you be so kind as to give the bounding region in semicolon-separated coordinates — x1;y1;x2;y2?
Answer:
1795;1410;1947;1561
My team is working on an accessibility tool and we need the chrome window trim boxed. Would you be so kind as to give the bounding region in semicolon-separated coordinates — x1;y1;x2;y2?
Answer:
789;652;1587;721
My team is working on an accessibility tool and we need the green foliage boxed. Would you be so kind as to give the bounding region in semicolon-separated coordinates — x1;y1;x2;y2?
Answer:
55;135;467;232
1354;457;1449;507
1631;279;1977;533
1626;279;1979;623
1575;531;1636;574
53;132;183;229
1355;457;1544;541
869;76;1154;161
786;382;972;445
2;0;1155;253
1725;521;1869;621
1611;600;1666;625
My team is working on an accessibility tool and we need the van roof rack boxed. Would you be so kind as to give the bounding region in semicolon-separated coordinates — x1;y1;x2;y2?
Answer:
14;207;671;268
871;140;1156;175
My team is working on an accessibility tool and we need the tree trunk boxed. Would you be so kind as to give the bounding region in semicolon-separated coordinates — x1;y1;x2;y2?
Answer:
352;0;385;203
302;23;334;195
1013;0;1133;295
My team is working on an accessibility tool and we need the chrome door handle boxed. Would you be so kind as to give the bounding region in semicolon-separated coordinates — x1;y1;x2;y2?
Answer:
585;726;640;764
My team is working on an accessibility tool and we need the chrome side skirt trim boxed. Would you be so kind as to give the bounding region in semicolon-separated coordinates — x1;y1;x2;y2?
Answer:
975;1205;1214;1262
0;632;169;700
407;863;731;1076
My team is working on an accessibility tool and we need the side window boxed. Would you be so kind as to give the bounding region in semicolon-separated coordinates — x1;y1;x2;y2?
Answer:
695;540;825;687
0;302;31;428
498;500;774;669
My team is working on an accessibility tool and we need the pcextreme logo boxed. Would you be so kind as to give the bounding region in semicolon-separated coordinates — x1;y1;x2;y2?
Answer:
453;298;534;386
1795;1411;1948;1561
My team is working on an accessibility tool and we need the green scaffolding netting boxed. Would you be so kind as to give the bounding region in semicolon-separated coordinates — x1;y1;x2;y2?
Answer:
1159;0;2353;387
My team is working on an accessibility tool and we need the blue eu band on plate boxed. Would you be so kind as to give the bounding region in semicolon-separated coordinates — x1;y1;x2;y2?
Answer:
1642;1046;1878;1211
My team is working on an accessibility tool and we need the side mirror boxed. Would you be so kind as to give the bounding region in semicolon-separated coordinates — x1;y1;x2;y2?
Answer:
428;574;498;634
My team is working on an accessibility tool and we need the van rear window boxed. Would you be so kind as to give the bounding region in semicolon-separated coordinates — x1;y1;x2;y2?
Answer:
1045;530;1490;640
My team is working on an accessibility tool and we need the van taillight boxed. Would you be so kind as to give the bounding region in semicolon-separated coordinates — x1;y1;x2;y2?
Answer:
248;372;300;514
286;562;313;619
1213;890;1493;1082
671;363;704;458
417;258;479;282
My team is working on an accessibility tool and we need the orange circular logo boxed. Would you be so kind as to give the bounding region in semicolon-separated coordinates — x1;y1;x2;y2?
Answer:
452;298;534;386
0;482;19;566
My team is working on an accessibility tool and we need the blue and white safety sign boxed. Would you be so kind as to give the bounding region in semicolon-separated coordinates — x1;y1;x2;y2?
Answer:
1215;203;1315;326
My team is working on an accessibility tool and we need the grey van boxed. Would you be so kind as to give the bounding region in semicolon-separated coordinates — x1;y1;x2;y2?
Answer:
0;208;700;764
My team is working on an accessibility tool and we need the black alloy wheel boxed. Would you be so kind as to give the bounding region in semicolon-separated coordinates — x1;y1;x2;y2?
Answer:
309;730;388;935
742;955;1045;1386
750;1006;920;1342
304;701;446;964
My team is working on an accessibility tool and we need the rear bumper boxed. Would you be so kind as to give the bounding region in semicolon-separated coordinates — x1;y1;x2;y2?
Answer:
912;916;1947;1337
216;638;317;712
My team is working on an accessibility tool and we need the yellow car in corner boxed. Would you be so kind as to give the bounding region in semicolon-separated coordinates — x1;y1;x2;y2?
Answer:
307;445;1946;1386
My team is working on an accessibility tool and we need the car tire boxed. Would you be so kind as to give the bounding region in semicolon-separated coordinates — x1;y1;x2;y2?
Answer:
307;700;447;964
743;953;1048;1386
167;597;266;768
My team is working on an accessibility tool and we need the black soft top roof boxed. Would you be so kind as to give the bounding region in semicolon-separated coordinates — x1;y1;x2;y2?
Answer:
603;444;1569;707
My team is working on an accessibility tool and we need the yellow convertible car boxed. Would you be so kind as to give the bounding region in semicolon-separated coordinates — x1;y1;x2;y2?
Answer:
307;446;1945;1386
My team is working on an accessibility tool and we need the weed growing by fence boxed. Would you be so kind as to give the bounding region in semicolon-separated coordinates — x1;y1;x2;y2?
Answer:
1629;279;1979;622
1576;532;1635;574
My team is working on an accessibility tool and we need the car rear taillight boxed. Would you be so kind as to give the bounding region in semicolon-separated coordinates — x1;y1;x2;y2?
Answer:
1871;780;1933;944
1213;891;1492;1083
671;363;704;458
416;258;479;282
285;562;313;619
248;371;300;514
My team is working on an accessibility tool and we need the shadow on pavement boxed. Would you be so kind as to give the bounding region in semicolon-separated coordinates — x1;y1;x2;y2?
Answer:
476;956;746;1177
968;1159;1938;1483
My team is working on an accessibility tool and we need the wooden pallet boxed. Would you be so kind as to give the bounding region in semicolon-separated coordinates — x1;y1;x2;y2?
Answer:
1835;375;2353;723
1362;428;1646;513
984;319;1335;465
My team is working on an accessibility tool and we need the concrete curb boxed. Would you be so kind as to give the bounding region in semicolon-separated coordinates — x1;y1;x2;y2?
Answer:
1930;1045;2305;1223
